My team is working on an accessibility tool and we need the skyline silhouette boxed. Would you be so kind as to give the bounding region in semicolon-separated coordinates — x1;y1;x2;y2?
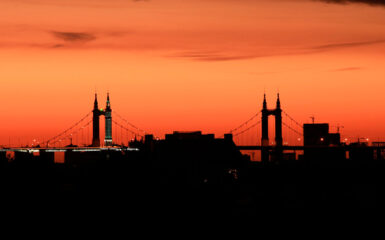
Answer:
1;93;382;164
1;0;385;146
2;117;383;211
1;0;385;212
0;92;378;151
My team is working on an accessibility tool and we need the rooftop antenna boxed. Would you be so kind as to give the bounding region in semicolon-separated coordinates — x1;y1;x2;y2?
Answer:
331;124;344;133
336;124;344;133
310;116;315;124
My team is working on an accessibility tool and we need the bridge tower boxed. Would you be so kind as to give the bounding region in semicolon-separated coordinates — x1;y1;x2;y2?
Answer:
261;94;269;162
104;93;113;146
261;94;283;163
92;93;101;147
275;94;283;148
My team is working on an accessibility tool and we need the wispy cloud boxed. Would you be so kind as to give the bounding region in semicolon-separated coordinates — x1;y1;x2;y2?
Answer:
2;25;385;62
310;39;385;50
169;39;385;62
331;67;362;71
170;51;264;62
316;0;385;7
7;0;149;8
51;31;96;43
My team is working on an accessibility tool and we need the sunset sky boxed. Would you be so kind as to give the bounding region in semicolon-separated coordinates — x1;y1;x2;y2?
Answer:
1;0;385;146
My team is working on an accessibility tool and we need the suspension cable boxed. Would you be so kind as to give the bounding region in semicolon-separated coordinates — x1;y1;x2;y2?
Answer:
233;120;261;137
282;111;303;128
282;122;302;136
50;119;93;145
229;111;261;133
112;111;148;135
112;119;143;136
42;111;92;146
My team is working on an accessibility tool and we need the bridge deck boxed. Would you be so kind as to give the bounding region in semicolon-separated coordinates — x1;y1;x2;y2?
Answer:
0;147;140;152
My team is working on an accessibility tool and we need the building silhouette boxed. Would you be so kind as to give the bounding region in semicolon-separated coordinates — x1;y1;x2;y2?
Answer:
303;123;329;146
302;123;345;163
142;131;248;186
2;92;385;212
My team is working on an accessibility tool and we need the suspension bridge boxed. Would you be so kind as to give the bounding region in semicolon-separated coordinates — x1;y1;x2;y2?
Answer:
3;92;385;163
0;93;309;162
229;105;303;147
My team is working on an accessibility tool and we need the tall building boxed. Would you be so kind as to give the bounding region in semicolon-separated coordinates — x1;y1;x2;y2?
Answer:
303;123;344;162
303;123;329;146
104;93;113;146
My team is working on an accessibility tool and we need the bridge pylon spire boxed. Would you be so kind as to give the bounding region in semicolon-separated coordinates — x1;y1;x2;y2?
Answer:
276;93;281;109
92;93;101;147
263;93;267;110
104;92;113;146
261;93;283;163
275;93;283;150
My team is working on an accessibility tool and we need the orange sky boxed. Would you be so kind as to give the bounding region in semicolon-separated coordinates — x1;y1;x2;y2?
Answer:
1;0;385;146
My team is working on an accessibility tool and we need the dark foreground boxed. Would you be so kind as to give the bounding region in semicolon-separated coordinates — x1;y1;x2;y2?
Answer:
2;132;384;216
1;156;383;217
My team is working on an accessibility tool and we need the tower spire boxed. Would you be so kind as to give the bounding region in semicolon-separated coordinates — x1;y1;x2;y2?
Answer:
263;93;267;109
104;92;112;146
106;92;111;110
94;93;98;109
276;93;281;109
92;93;101;147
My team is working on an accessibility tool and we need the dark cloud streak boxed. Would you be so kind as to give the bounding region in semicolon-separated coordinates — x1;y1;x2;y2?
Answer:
331;67;362;71
310;39;385;50
6;0;149;8
316;0;385;6
170;51;267;61
171;39;385;62
51;31;96;43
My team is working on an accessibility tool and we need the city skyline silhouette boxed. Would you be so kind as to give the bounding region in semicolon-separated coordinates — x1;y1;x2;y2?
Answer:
0;91;378;152
2;93;384;210
1;0;385;211
1;92;382;163
1;0;385;146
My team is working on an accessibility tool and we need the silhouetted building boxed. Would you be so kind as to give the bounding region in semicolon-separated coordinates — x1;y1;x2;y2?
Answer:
129;137;144;149
0;151;6;165
304;123;341;146
304;123;329;146
144;131;248;186
372;142;385;147
329;133;341;146
5;92;385;212
372;142;385;160
165;131;214;141
349;142;374;162
303;123;344;163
